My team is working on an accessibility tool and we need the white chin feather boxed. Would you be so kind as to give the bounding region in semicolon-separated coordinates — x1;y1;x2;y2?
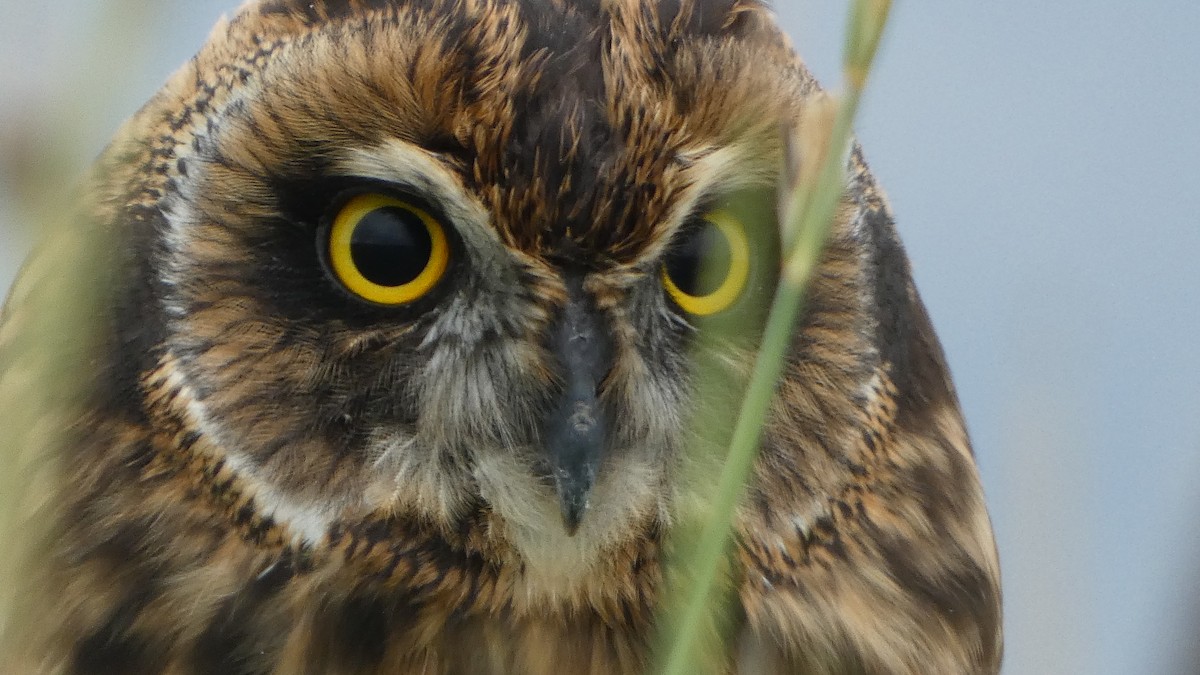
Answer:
473;449;663;598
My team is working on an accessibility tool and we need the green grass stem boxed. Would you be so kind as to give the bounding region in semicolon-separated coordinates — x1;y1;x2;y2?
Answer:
655;2;892;673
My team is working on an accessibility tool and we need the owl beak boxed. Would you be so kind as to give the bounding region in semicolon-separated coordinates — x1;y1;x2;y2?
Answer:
542;277;614;536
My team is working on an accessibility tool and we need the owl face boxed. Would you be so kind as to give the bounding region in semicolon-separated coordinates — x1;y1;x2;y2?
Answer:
0;2;1004;670
149;0;803;571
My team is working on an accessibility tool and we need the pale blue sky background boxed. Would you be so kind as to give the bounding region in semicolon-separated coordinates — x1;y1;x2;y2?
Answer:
2;2;1198;673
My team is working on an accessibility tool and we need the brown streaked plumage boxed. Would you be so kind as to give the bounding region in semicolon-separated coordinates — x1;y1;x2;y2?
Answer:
0;0;1002;673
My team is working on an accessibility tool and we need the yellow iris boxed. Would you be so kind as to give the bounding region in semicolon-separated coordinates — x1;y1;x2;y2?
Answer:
328;193;450;305
661;209;751;316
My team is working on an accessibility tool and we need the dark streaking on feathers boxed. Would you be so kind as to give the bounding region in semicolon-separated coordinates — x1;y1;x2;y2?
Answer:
0;0;1002;673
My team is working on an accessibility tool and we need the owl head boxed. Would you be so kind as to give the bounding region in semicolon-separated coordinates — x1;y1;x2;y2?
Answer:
0;1;1005;671
82;0;825;580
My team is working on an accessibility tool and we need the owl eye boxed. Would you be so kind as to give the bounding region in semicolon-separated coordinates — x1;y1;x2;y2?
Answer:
327;193;450;305
661;210;751;316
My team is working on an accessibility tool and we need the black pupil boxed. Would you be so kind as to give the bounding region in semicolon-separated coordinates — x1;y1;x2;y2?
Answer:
664;221;732;297
349;206;433;287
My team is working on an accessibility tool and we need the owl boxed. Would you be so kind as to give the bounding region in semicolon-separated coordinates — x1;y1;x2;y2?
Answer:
0;0;1002;673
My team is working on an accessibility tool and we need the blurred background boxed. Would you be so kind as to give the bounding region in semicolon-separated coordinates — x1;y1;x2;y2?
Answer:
1;1;1197;672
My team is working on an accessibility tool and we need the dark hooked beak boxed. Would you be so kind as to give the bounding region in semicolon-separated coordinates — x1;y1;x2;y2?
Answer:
541;274;614;536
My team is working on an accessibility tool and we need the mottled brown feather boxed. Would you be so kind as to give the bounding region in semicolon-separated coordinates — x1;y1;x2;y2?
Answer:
0;1;1001;673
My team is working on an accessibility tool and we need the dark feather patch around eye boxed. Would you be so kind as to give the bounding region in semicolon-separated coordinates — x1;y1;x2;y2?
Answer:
213;175;461;328
271;175;364;230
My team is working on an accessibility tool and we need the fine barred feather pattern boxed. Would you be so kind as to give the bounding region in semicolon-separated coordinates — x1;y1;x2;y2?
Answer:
0;1;1001;673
